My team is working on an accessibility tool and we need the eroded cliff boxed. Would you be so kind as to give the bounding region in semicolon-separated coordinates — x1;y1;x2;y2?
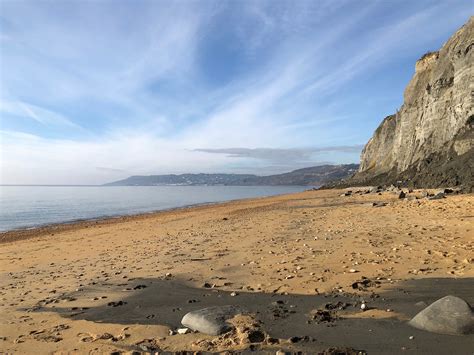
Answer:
353;17;474;190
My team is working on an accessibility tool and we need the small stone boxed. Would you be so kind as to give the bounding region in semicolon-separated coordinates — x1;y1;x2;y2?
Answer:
177;328;190;334
349;269;358;273
230;292;238;297
165;273;172;277
360;303;367;311
409;336;414;340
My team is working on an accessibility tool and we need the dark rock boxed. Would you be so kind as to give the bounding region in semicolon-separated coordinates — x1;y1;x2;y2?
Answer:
107;301;127;307
312;309;337;323
289;336;302;343
266;337;279;344
399;191;406;199
247;330;265;343
351;277;381;290
409;295;474;335
324;301;350;311
318;347;367;355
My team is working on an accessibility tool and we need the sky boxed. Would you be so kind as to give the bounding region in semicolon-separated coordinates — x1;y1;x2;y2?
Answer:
0;0;472;185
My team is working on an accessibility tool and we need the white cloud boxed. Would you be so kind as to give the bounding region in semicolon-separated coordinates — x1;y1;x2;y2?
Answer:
0;1;471;184
0;100;83;129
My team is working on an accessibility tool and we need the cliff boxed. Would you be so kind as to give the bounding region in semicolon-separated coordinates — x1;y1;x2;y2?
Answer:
353;17;473;191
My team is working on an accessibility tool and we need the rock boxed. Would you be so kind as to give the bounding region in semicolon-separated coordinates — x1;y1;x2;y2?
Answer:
370;186;383;193
181;306;244;335
428;192;445;200
247;330;265;343
398;191;406;199
177;328;190;334
409;295;474;335
312;310;336;323
372;202;387;207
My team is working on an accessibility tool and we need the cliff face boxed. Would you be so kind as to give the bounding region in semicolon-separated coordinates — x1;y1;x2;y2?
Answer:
354;17;473;190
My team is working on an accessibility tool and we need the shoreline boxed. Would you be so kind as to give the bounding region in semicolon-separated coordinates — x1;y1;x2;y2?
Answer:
1;188;472;353
0;189;311;244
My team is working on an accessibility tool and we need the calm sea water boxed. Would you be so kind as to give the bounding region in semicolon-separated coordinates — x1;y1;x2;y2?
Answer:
0;185;308;232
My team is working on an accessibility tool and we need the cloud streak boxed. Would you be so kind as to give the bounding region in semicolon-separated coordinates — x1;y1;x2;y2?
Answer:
194;146;364;162
0;0;472;184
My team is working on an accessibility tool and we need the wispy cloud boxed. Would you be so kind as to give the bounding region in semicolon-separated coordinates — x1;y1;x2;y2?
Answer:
0;0;471;184
195;146;364;162
0;100;83;129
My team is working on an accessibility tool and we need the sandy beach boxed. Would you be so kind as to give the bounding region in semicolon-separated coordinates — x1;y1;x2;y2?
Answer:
0;188;473;354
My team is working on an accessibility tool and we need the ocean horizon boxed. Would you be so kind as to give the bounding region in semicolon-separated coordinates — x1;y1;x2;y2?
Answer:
0;185;308;232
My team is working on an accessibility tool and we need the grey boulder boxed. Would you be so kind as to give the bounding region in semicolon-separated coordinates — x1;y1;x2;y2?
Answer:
181;305;244;335
409;295;474;335
428;192;445;200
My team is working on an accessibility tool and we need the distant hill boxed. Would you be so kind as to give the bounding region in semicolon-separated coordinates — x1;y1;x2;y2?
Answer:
104;164;359;186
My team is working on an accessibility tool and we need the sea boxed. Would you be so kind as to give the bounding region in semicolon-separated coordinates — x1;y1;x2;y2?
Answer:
0;185;308;232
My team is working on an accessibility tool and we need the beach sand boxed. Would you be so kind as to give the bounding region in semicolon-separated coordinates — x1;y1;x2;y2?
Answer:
0;188;473;354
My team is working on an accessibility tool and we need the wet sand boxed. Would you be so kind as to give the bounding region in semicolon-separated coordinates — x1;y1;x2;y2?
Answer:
0;188;473;353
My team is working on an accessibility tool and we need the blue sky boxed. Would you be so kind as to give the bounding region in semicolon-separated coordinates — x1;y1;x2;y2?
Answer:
0;0;472;184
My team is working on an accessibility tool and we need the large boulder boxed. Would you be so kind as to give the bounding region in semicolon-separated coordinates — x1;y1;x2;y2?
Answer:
181;305;244;335
409;295;474;335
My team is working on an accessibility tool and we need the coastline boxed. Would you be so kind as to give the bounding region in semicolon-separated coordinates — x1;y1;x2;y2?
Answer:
1;188;472;353
0;187;310;244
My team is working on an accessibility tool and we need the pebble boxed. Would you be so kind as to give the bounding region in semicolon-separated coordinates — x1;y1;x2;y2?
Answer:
177;328;190;334
360;303;367;311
